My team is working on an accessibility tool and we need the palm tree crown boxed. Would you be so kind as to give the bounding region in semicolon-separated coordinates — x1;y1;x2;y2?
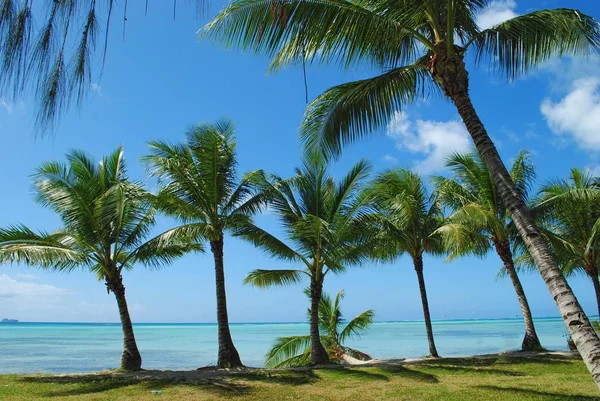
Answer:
143;120;264;368
205;1;600;156
0;147;204;370
535;169;600;315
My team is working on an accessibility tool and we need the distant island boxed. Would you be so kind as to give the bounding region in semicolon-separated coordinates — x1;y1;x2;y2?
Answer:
1;319;18;323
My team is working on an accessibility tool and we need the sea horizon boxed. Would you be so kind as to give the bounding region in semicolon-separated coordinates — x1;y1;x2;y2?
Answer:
3;315;589;325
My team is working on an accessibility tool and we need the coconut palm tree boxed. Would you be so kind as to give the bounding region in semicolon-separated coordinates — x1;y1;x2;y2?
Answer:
266;290;374;368
142;120;264;368
534;169;600;317
238;155;375;365
368;169;443;357
204;1;600;383
433;150;542;351
0;147;204;370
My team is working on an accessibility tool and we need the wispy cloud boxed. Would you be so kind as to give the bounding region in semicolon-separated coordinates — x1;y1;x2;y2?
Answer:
541;77;600;152
386;112;471;174
0;274;70;299
0;98;15;113
382;154;398;164
15;273;40;281
476;0;518;29
90;83;105;98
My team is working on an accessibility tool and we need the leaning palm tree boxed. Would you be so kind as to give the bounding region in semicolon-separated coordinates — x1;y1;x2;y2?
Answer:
266;290;374;368
534;169;600;317
204;1;600;383
0;147;204;370
239;155;375;365
143;120;263;368
433;150;543;351
368;169;443;357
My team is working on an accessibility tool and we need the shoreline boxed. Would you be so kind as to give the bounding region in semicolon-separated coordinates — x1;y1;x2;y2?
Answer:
2;350;580;381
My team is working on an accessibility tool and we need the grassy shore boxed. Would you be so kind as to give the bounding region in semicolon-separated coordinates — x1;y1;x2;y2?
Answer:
1;352;598;401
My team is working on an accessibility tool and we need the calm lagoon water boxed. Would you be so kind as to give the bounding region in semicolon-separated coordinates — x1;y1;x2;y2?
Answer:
0;318;572;373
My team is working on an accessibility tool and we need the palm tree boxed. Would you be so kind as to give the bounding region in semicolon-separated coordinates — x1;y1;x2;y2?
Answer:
143;120;264;368
204;2;600;383
0;0;205;129
368;169;443;357
0;147;203;370
433;150;542;351
238;155;375;365
535;169;600;317
266;290;374;368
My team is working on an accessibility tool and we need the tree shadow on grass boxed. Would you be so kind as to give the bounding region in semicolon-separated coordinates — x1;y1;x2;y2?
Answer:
417;364;525;377
477;385;600;401
18;370;320;398
319;367;390;382
238;370;319;386
377;366;439;383
415;353;574;369
20;375;145;397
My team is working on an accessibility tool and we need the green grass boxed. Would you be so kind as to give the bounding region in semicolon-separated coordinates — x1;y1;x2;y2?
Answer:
1;353;598;400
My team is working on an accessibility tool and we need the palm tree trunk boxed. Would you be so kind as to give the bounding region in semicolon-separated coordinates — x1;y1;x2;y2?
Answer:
210;235;243;368
493;239;543;351
413;253;439;358
309;277;330;365
109;275;142;371
434;52;600;387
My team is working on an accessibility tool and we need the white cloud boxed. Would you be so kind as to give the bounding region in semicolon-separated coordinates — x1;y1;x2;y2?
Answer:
90;83;104;97
585;165;600;177
386;112;472;174
15;273;40;281
0;274;69;299
382;154;398;164
0;98;14;113
476;0;518;30
541;77;600;151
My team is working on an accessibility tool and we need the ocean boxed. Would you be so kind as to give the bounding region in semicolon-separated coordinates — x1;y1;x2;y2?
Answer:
0;317;572;373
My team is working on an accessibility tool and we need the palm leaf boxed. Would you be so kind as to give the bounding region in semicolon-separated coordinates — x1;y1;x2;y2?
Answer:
0;225;90;270
265;334;313;368
339;308;374;343
301;65;434;158
244;269;307;288
468;9;600;80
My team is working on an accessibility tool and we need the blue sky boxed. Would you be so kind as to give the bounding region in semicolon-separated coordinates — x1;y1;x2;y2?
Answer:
1;0;600;323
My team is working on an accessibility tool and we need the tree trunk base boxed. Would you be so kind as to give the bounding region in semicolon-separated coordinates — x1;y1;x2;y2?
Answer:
311;344;330;365
218;345;243;368
121;348;142;371
521;332;544;352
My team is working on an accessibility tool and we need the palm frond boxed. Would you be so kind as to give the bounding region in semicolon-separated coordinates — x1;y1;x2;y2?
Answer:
0;225;89;270
203;0;427;72
235;223;306;264
264;335;312;368
244;269;307;288
468;9;600;80
301;65;434;158
339;308;375;343
126;223;206;269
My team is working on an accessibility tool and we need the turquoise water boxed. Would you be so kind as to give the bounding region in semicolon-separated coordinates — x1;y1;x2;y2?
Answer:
0;318;571;373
